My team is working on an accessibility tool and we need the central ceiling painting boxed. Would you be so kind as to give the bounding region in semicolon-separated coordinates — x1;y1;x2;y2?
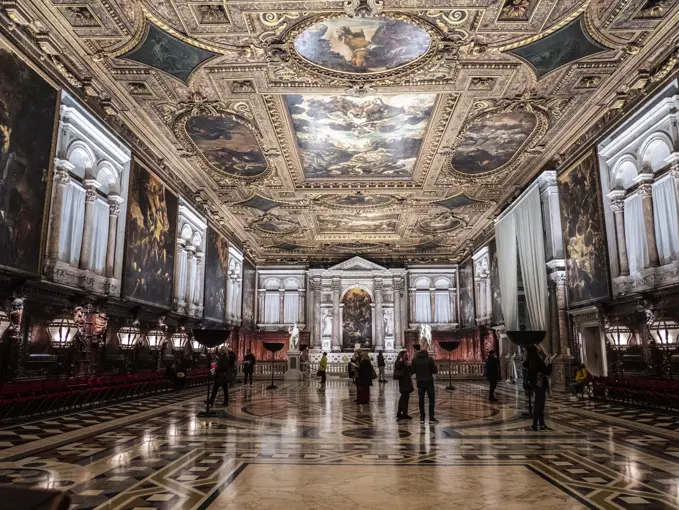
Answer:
317;213;400;233
285;94;437;179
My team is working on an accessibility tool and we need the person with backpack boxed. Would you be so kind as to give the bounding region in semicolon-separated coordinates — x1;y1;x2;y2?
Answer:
394;350;413;420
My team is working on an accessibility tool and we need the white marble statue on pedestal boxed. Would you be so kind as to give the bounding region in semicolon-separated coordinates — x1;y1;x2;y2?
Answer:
383;308;394;337
288;323;300;351
322;309;332;337
417;324;432;350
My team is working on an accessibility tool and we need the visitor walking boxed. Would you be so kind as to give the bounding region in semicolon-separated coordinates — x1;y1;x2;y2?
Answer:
411;344;438;423
243;349;256;386
318;352;327;389
356;351;374;405
525;345;553;431
394;350;413;420
569;363;589;399
485;350;501;402
208;347;230;407
377;351;386;383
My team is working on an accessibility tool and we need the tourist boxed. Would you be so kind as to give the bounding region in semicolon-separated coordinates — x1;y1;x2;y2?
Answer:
377;351;386;383
356;351;374;405
208;347;230;407
411;343;438;423
243;349;256;386
569;363;589;400
485;350;501;402
394;350;413;420
525;345;553;431
318;352;327;388
227;347;237;386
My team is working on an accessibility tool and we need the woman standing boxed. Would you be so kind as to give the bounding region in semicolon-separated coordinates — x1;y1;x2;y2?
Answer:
524;345;553;431
394;350;413;420
356;352;374;405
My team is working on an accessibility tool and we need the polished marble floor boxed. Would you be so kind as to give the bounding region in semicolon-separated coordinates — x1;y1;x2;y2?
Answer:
1;379;679;509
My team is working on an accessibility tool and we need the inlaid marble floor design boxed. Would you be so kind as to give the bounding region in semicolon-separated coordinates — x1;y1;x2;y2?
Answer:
1;379;678;509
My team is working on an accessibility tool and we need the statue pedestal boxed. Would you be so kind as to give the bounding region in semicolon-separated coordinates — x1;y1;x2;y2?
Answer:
284;349;302;381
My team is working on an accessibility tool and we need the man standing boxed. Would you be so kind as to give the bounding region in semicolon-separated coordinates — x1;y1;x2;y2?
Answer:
318;352;328;389
377;351;386;383
485;350;501;402
243;349;256;386
208;347;229;407
411;344;438;423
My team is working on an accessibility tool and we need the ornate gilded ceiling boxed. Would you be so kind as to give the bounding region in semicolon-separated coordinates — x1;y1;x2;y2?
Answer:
4;0;679;263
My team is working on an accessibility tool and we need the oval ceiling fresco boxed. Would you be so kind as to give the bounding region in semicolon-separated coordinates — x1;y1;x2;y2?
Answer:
185;115;268;178
450;111;538;175
293;16;431;75
418;212;462;233
252;215;299;235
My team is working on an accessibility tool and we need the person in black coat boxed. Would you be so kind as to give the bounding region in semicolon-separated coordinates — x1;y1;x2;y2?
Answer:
411;346;438;423
485;350;501;402
356;352;374;405
394;350;413;420
524;345;553;431
208;349;230;407
227;348;237;386
377;351;386;383
243;349;256;386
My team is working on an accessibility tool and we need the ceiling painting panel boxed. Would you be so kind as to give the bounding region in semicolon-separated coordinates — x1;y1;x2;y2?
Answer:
316;213;400;234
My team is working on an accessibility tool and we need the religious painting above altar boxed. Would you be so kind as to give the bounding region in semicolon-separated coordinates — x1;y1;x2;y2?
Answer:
342;288;372;350
203;228;228;323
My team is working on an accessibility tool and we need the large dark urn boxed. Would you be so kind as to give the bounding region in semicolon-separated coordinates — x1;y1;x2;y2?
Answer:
439;340;461;391
263;342;285;390
506;330;546;416
192;328;230;417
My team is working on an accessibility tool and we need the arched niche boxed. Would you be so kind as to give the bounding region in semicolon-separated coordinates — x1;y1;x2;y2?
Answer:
640;133;672;173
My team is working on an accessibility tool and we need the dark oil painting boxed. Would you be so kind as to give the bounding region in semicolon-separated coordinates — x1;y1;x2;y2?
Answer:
186;115;268;178
123;162;177;308
0;43;58;274
342;288;372;349
253;215;299;234
450;111;537;175
436;193;479;210
240;194;281;212
204;228;228;322
458;258;475;328
285;94;436;179
558;152;610;305
121;23;216;83
488;239;504;325
294;16;430;74
508;17;608;77
241;258;256;329
418;212;461;233
325;193;393;208
317;213;399;233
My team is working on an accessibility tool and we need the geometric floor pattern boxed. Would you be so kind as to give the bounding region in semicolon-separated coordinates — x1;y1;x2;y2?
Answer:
0;380;678;509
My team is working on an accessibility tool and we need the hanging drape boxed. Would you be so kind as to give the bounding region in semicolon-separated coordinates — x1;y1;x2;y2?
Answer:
88;198;109;275
515;186;548;331
264;292;280;323
495;213;518;330
283;291;299;323
58;182;85;266
624;193;648;274
414;292;432;323
653;176;679;265
433;292;451;323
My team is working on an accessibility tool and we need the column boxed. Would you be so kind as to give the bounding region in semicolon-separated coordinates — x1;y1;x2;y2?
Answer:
312;278;322;349
185;250;195;307
78;180;99;271
47;161;74;259
429;288;435;324
105;195;123;278
638;181;660;268
449;289;456;324
257;289;265;323
279;289;285;324
298;289;306;324
484;277;491;320
393;279;403;350
374;279;384;351
194;254;203;307
332;278;341;351
608;191;630;276
549;270;569;355
475;278;482;319
409;286;416;324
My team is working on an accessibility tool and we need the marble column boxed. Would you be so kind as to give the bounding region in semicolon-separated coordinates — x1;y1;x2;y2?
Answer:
475;278;482;320
610;197;630;276
393;279;403;350
638;181;660;268
279;290;285;324
332;278;341;351
484;277;491;321
449;289;456;324
185;250;195;308
257;289;265;323
78;181;99;271
47;162;74;260
374;279;384;351
312;278;322;349
298;289;306;324
549;270;569;355
194;254;203;308
409;287;416;324
105;195;123;278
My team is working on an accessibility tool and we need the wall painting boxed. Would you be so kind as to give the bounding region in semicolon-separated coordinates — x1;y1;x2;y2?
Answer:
342;288;372;350
488;239;504;325
204;227;228;322
241;258;256;329
458;258;475;329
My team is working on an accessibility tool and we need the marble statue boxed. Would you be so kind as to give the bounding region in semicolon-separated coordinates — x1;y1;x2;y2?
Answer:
383;308;394;336
417;324;432;350
289;323;300;351
322;309;333;337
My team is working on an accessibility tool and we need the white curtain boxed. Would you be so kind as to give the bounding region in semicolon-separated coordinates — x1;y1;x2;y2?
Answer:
624;193;649;274
415;292;432;323
88;198;109;275
58;182;85;266
433;292;451;323
264;292;280;323
515;186;548;331
653;176;679;265
495;213;518;330
284;291;299;323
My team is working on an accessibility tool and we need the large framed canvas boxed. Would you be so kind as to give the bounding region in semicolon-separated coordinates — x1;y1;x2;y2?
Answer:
458;257;475;328
203;227;228;322
123;161;177;308
241;258;256;329
488;238;504;325
0;41;59;275
558;151;610;306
